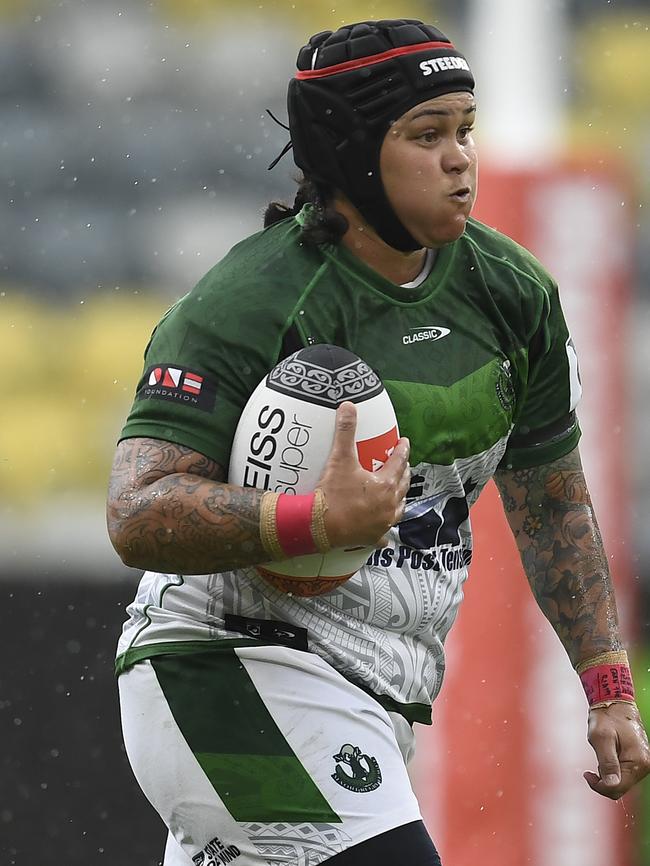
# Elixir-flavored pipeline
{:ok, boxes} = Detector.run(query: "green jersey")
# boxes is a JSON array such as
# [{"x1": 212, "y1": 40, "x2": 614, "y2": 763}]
[{"x1": 116, "y1": 208, "x2": 581, "y2": 723}]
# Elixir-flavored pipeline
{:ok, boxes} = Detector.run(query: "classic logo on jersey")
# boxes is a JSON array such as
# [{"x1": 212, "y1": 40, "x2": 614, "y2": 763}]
[
  {"x1": 192, "y1": 835, "x2": 241, "y2": 866},
  {"x1": 137, "y1": 364, "x2": 216, "y2": 412},
  {"x1": 419, "y1": 56, "x2": 470, "y2": 76},
  {"x1": 332, "y1": 744, "x2": 382, "y2": 792},
  {"x1": 402, "y1": 326, "x2": 450, "y2": 346},
  {"x1": 223, "y1": 613, "x2": 308, "y2": 651},
  {"x1": 356, "y1": 426, "x2": 398, "y2": 471}
]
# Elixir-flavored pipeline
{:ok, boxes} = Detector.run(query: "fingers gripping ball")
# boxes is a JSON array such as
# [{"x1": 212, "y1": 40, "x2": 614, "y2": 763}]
[{"x1": 228, "y1": 345, "x2": 399, "y2": 595}]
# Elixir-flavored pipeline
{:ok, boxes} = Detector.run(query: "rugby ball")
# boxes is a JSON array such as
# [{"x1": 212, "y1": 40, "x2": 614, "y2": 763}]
[{"x1": 228, "y1": 344, "x2": 399, "y2": 595}]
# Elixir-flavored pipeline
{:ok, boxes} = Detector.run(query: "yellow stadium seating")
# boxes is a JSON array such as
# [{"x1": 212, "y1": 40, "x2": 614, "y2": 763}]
[{"x1": 0, "y1": 295, "x2": 166, "y2": 506}]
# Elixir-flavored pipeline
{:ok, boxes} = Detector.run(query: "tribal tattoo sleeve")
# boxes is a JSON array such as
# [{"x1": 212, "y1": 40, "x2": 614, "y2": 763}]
[
  {"x1": 493, "y1": 446, "x2": 623, "y2": 667},
  {"x1": 107, "y1": 437, "x2": 268, "y2": 574}
]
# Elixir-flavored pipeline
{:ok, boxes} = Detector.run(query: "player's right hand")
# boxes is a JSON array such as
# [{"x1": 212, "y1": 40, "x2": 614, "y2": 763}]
[{"x1": 316, "y1": 401, "x2": 410, "y2": 549}]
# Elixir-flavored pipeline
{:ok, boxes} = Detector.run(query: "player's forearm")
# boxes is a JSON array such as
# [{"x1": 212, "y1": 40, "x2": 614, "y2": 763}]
[
  {"x1": 494, "y1": 448, "x2": 623, "y2": 667},
  {"x1": 107, "y1": 437, "x2": 269, "y2": 574},
  {"x1": 108, "y1": 473, "x2": 268, "y2": 573}
]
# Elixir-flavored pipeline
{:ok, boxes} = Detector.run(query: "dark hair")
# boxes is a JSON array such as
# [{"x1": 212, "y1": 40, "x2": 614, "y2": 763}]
[{"x1": 264, "y1": 175, "x2": 348, "y2": 246}]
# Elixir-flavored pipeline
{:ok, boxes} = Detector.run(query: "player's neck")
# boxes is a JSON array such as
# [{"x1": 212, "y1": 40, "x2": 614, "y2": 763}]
[{"x1": 333, "y1": 196, "x2": 427, "y2": 286}]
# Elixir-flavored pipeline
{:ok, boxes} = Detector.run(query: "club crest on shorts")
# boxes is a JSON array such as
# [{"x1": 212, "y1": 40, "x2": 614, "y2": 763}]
[{"x1": 331, "y1": 744, "x2": 382, "y2": 792}]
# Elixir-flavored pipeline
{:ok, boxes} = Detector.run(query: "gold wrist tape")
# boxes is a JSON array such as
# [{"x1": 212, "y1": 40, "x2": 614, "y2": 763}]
[
  {"x1": 311, "y1": 488, "x2": 331, "y2": 554},
  {"x1": 575, "y1": 650, "x2": 629, "y2": 676},
  {"x1": 259, "y1": 491, "x2": 285, "y2": 561},
  {"x1": 589, "y1": 699, "x2": 637, "y2": 711}
]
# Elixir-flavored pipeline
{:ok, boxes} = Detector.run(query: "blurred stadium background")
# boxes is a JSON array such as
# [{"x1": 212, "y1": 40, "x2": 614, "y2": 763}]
[{"x1": 2, "y1": 0, "x2": 650, "y2": 863}]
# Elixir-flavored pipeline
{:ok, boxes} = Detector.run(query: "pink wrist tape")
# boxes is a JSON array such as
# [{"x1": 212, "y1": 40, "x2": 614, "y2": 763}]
[
  {"x1": 275, "y1": 493, "x2": 317, "y2": 557},
  {"x1": 579, "y1": 664, "x2": 635, "y2": 706}
]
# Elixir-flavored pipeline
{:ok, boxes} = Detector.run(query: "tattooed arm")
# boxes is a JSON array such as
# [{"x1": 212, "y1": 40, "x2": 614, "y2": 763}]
[
  {"x1": 107, "y1": 407, "x2": 410, "y2": 574},
  {"x1": 493, "y1": 446, "x2": 619, "y2": 666},
  {"x1": 494, "y1": 445, "x2": 650, "y2": 799},
  {"x1": 106, "y1": 437, "x2": 268, "y2": 574}
]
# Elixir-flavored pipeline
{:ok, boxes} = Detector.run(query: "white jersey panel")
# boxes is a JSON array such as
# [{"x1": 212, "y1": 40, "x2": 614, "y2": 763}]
[{"x1": 117, "y1": 435, "x2": 509, "y2": 716}]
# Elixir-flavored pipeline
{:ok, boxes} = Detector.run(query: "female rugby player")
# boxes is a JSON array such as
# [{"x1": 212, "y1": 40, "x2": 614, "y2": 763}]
[{"x1": 108, "y1": 19, "x2": 650, "y2": 866}]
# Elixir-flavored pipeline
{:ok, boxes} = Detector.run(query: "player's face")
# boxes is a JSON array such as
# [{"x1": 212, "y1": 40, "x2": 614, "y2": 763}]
[{"x1": 379, "y1": 92, "x2": 477, "y2": 247}]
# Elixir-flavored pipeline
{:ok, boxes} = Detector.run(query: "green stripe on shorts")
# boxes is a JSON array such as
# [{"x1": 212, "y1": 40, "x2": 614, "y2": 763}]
[{"x1": 151, "y1": 650, "x2": 341, "y2": 824}]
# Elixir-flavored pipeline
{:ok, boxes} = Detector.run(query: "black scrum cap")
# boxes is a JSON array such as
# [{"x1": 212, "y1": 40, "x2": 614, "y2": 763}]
[{"x1": 287, "y1": 20, "x2": 474, "y2": 251}]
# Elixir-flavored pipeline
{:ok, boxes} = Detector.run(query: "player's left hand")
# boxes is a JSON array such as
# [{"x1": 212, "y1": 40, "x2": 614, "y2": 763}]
[{"x1": 584, "y1": 701, "x2": 650, "y2": 799}]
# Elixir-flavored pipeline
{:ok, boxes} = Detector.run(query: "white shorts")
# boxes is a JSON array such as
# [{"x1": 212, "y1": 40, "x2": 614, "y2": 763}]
[{"x1": 118, "y1": 643, "x2": 422, "y2": 866}]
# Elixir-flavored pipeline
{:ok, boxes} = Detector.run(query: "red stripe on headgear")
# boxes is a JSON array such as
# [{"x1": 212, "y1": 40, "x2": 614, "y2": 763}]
[{"x1": 295, "y1": 41, "x2": 456, "y2": 80}]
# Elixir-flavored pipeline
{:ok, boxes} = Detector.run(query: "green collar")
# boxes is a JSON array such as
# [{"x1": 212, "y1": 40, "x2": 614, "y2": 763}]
[{"x1": 295, "y1": 203, "x2": 456, "y2": 304}]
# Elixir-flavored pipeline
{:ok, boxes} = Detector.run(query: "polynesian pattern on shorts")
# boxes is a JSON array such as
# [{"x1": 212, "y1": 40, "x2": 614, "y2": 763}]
[{"x1": 242, "y1": 821, "x2": 352, "y2": 866}]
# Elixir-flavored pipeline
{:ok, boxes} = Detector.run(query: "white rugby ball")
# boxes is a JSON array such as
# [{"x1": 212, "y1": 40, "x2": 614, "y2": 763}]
[{"x1": 228, "y1": 344, "x2": 399, "y2": 593}]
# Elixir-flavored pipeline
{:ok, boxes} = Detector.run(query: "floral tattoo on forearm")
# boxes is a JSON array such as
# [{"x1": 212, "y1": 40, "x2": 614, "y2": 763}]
[{"x1": 494, "y1": 448, "x2": 622, "y2": 666}]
